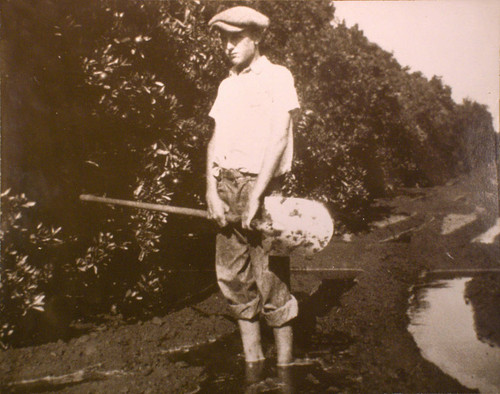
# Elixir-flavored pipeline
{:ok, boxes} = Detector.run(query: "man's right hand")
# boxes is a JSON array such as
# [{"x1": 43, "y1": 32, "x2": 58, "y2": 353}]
[{"x1": 206, "y1": 191, "x2": 229, "y2": 227}]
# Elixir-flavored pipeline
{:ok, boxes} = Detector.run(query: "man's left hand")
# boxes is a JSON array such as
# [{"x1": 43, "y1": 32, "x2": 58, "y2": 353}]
[{"x1": 242, "y1": 195, "x2": 260, "y2": 230}]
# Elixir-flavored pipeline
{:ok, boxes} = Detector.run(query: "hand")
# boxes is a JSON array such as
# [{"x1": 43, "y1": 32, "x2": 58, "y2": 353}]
[
  {"x1": 206, "y1": 191, "x2": 229, "y2": 227},
  {"x1": 242, "y1": 195, "x2": 260, "y2": 230}
]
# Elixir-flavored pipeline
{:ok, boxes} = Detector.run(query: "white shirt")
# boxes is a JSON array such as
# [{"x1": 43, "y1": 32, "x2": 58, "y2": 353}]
[{"x1": 209, "y1": 56, "x2": 300, "y2": 176}]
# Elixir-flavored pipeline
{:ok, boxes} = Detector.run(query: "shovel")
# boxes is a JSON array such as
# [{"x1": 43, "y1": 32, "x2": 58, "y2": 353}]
[{"x1": 79, "y1": 194, "x2": 334, "y2": 256}]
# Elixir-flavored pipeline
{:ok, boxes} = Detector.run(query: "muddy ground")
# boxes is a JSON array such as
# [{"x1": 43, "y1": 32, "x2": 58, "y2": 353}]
[{"x1": 1, "y1": 164, "x2": 499, "y2": 393}]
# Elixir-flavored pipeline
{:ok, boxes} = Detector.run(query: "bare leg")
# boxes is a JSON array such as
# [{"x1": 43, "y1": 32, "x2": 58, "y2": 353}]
[
  {"x1": 238, "y1": 319, "x2": 265, "y2": 363},
  {"x1": 274, "y1": 324, "x2": 293, "y2": 366}
]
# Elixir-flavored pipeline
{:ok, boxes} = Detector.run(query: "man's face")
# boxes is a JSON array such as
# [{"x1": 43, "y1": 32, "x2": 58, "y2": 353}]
[{"x1": 221, "y1": 30, "x2": 258, "y2": 71}]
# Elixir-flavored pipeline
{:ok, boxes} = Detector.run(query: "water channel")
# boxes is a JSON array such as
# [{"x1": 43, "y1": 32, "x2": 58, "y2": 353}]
[{"x1": 408, "y1": 274, "x2": 500, "y2": 393}]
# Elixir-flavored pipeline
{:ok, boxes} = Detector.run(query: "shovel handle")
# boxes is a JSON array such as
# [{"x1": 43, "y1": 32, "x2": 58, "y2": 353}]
[
  {"x1": 80, "y1": 194, "x2": 244, "y2": 224},
  {"x1": 80, "y1": 194, "x2": 208, "y2": 219}
]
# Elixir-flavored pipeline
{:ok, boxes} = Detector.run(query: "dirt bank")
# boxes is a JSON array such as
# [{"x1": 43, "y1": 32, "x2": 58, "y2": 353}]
[
  {"x1": 465, "y1": 274, "x2": 500, "y2": 347},
  {"x1": 1, "y1": 164, "x2": 499, "y2": 393}
]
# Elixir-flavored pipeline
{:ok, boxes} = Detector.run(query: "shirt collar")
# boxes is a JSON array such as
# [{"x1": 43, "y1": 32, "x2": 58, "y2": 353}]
[{"x1": 229, "y1": 56, "x2": 269, "y2": 77}]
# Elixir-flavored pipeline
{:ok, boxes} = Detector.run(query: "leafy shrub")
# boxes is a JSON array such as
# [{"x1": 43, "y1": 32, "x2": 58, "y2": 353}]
[{"x1": 0, "y1": 190, "x2": 63, "y2": 347}]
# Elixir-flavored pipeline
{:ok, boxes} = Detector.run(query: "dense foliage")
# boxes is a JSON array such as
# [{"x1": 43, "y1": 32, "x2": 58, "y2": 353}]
[{"x1": 1, "y1": 0, "x2": 496, "y2": 346}]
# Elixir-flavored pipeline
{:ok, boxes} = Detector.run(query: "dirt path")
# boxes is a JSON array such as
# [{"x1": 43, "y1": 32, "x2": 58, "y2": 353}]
[{"x1": 1, "y1": 165, "x2": 499, "y2": 393}]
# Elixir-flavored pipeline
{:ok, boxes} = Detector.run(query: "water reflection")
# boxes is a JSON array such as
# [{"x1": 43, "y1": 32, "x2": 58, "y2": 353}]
[
  {"x1": 169, "y1": 329, "x2": 350, "y2": 393},
  {"x1": 408, "y1": 276, "x2": 500, "y2": 393}
]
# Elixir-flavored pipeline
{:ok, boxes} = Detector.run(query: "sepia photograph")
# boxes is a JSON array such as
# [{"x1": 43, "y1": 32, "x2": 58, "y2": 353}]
[{"x1": 1, "y1": 0, "x2": 499, "y2": 392}]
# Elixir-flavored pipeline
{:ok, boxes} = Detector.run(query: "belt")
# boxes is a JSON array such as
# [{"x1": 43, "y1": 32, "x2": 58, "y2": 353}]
[{"x1": 218, "y1": 168, "x2": 257, "y2": 181}]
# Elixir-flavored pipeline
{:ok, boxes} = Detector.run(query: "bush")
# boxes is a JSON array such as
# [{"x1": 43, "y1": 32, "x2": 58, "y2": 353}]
[{"x1": 0, "y1": 190, "x2": 61, "y2": 347}]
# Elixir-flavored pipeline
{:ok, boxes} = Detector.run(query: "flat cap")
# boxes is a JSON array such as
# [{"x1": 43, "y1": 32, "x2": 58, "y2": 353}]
[{"x1": 208, "y1": 6, "x2": 269, "y2": 33}]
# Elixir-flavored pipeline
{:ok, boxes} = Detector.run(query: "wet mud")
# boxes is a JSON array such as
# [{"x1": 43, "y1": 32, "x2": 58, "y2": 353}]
[
  {"x1": 465, "y1": 274, "x2": 500, "y2": 347},
  {"x1": 169, "y1": 334, "x2": 351, "y2": 393},
  {"x1": 168, "y1": 279, "x2": 356, "y2": 393},
  {"x1": 1, "y1": 164, "x2": 498, "y2": 393}
]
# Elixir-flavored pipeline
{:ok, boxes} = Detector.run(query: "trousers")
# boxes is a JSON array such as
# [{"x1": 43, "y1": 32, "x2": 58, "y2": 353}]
[{"x1": 215, "y1": 168, "x2": 298, "y2": 327}]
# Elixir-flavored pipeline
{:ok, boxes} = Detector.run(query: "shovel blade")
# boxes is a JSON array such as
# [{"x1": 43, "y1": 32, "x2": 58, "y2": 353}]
[{"x1": 257, "y1": 196, "x2": 334, "y2": 256}]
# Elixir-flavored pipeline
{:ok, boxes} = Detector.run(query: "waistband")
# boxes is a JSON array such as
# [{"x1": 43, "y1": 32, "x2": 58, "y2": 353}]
[
  {"x1": 217, "y1": 168, "x2": 257, "y2": 181},
  {"x1": 215, "y1": 168, "x2": 285, "y2": 196}
]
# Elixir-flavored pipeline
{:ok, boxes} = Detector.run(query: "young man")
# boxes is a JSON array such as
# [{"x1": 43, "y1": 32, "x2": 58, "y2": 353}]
[{"x1": 206, "y1": 6, "x2": 300, "y2": 366}]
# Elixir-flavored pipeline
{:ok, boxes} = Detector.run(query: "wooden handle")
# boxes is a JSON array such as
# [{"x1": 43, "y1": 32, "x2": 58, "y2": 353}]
[{"x1": 80, "y1": 194, "x2": 209, "y2": 219}]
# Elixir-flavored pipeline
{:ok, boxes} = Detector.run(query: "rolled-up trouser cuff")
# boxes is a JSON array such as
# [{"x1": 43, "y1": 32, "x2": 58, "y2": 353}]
[
  {"x1": 262, "y1": 294, "x2": 298, "y2": 327},
  {"x1": 215, "y1": 169, "x2": 297, "y2": 327},
  {"x1": 227, "y1": 294, "x2": 262, "y2": 321}
]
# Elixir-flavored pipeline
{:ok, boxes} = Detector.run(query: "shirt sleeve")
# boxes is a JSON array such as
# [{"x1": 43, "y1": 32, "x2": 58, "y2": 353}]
[
  {"x1": 271, "y1": 67, "x2": 300, "y2": 113},
  {"x1": 209, "y1": 80, "x2": 226, "y2": 121}
]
